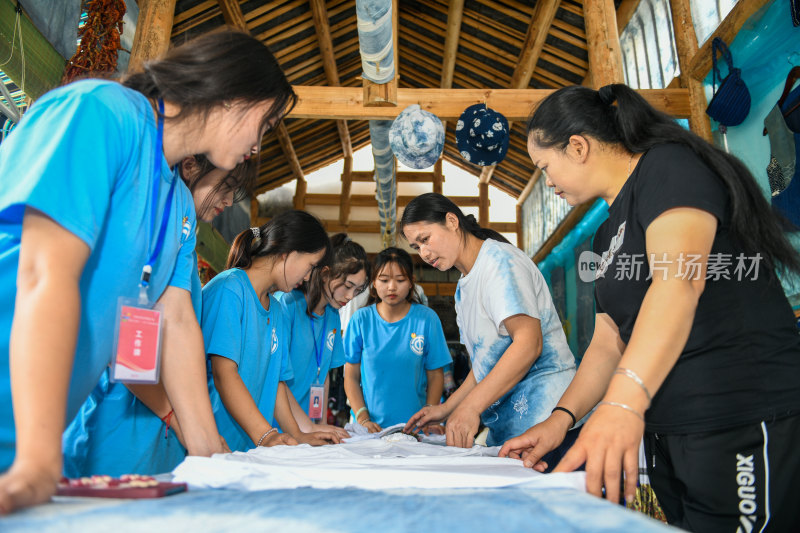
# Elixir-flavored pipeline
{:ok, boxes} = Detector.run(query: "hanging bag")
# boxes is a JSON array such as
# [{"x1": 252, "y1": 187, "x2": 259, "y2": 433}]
[{"x1": 706, "y1": 37, "x2": 751, "y2": 143}]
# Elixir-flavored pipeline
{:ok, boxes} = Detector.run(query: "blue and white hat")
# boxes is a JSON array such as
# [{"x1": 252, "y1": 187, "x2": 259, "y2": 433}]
[
  {"x1": 455, "y1": 104, "x2": 509, "y2": 166},
  {"x1": 389, "y1": 104, "x2": 445, "y2": 169}
]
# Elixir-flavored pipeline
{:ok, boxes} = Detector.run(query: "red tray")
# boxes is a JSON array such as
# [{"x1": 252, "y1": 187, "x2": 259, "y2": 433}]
[{"x1": 57, "y1": 477, "x2": 187, "y2": 499}]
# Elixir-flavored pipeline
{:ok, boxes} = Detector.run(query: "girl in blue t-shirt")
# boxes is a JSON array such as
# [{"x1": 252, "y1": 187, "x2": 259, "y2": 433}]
[
  {"x1": 204, "y1": 211, "x2": 342, "y2": 451},
  {"x1": 0, "y1": 30, "x2": 295, "y2": 512},
  {"x1": 344, "y1": 248, "x2": 451, "y2": 432},
  {"x1": 62, "y1": 155, "x2": 253, "y2": 477},
  {"x1": 277, "y1": 233, "x2": 370, "y2": 437}
]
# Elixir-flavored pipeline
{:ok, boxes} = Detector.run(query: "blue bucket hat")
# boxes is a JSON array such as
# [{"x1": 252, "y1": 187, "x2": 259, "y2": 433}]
[
  {"x1": 456, "y1": 104, "x2": 509, "y2": 166},
  {"x1": 389, "y1": 104, "x2": 445, "y2": 169}
]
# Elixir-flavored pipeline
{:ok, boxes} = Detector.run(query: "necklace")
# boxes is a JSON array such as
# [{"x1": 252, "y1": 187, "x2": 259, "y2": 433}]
[{"x1": 627, "y1": 152, "x2": 635, "y2": 176}]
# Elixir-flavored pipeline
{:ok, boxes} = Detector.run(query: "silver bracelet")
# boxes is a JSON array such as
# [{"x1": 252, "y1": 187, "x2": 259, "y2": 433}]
[
  {"x1": 614, "y1": 368, "x2": 652, "y2": 404},
  {"x1": 256, "y1": 427, "x2": 278, "y2": 446},
  {"x1": 597, "y1": 401, "x2": 645, "y2": 422}
]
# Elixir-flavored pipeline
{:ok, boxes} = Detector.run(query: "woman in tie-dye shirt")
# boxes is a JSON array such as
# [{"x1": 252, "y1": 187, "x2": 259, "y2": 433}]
[{"x1": 401, "y1": 193, "x2": 578, "y2": 459}]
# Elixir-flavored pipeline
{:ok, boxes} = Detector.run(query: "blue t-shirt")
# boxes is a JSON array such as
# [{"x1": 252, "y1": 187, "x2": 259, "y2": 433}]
[
  {"x1": 344, "y1": 303, "x2": 451, "y2": 427},
  {"x1": 0, "y1": 80, "x2": 196, "y2": 470},
  {"x1": 62, "y1": 255, "x2": 203, "y2": 477},
  {"x1": 276, "y1": 290, "x2": 344, "y2": 417},
  {"x1": 203, "y1": 268, "x2": 292, "y2": 452}
]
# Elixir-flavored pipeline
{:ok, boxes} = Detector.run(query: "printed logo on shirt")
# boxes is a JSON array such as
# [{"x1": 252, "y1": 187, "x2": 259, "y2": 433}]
[
  {"x1": 326, "y1": 329, "x2": 335, "y2": 351},
  {"x1": 410, "y1": 333, "x2": 424, "y2": 356},
  {"x1": 271, "y1": 327, "x2": 279, "y2": 355},
  {"x1": 180, "y1": 216, "x2": 191, "y2": 242},
  {"x1": 595, "y1": 221, "x2": 626, "y2": 280}
]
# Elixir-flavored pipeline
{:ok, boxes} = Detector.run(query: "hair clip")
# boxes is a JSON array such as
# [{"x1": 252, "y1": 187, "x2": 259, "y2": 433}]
[{"x1": 251, "y1": 227, "x2": 260, "y2": 240}]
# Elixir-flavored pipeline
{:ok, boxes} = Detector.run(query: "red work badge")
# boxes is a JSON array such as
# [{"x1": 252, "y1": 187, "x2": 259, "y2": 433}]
[
  {"x1": 308, "y1": 384, "x2": 324, "y2": 421},
  {"x1": 111, "y1": 298, "x2": 164, "y2": 384}
]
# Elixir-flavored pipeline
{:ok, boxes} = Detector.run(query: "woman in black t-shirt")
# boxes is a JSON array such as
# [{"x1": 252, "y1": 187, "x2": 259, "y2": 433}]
[{"x1": 500, "y1": 84, "x2": 800, "y2": 532}]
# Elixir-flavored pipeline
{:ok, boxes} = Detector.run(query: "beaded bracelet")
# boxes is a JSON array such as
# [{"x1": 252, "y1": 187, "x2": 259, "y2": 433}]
[
  {"x1": 256, "y1": 427, "x2": 278, "y2": 446},
  {"x1": 354, "y1": 406, "x2": 368, "y2": 423},
  {"x1": 614, "y1": 367, "x2": 652, "y2": 405},
  {"x1": 597, "y1": 401, "x2": 645, "y2": 422}
]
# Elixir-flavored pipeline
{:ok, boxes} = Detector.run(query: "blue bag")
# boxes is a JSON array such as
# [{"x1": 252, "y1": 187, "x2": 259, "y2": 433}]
[{"x1": 706, "y1": 37, "x2": 751, "y2": 133}]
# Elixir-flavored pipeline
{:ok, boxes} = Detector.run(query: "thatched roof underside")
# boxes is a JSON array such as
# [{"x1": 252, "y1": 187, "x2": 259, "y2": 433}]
[{"x1": 172, "y1": 0, "x2": 614, "y2": 198}]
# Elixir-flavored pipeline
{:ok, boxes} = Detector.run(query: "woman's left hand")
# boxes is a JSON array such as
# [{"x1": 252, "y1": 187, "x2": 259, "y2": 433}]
[
  {"x1": 553, "y1": 403, "x2": 643, "y2": 503},
  {"x1": 445, "y1": 404, "x2": 481, "y2": 448},
  {"x1": 296, "y1": 430, "x2": 342, "y2": 446},
  {"x1": 314, "y1": 423, "x2": 350, "y2": 439}
]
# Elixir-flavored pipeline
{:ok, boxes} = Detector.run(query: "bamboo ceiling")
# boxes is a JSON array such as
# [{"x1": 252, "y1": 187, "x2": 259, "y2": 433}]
[{"x1": 171, "y1": 0, "x2": 618, "y2": 198}]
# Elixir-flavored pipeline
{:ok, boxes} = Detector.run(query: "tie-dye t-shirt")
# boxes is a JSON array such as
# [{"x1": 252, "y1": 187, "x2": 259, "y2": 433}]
[{"x1": 455, "y1": 239, "x2": 576, "y2": 445}]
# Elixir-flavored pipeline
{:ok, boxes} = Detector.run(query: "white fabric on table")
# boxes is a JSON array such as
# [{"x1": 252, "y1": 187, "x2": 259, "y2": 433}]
[{"x1": 171, "y1": 439, "x2": 585, "y2": 492}]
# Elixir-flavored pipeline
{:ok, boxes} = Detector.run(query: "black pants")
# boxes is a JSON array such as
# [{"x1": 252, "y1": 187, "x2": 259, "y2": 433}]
[{"x1": 644, "y1": 412, "x2": 800, "y2": 532}]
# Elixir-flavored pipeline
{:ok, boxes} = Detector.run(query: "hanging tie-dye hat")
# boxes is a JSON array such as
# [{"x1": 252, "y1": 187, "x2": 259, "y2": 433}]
[
  {"x1": 455, "y1": 104, "x2": 509, "y2": 166},
  {"x1": 389, "y1": 104, "x2": 445, "y2": 169}
]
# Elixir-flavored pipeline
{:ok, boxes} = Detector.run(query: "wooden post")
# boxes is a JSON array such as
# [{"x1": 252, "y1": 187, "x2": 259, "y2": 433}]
[
  {"x1": 516, "y1": 204, "x2": 523, "y2": 249},
  {"x1": 294, "y1": 177, "x2": 307, "y2": 210},
  {"x1": 670, "y1": 0, "x2": 712, "y2": 141},
  {"x1": 433, "y1": 159, "x2": 443, "y2": 195},
  {"x1": 510, "y1": 0, "x2": 561, "y2": 90},
  {"x1": 583, "y1": 0, "x2": 624, "y2": 87},
  {"x1": 250, "y1": 196, "x2": 259, "y2": 227},
  {"x1": 128, "y1": 0, "x2": 177, "y2": 73},
  {"x1": 340, "y1": 156, "x2": 353, "y2": 225},
  {"x1": 479, "y1": 182, "x2": 489, "y2": 227}
]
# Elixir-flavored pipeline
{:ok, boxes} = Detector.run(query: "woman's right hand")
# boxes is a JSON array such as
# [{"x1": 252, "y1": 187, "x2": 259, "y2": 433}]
[
  {"x1": 260, "y1": 432, "x2": 297, "y2": 447},
  {"x1": 361, "y1": 420, "x2": 382, "y2": 433},
  {"x1": 403, "y1": 403, "x2": 450, "y2": 434},
  {"x1": 0, "y1": 460, "x2": 62, "y2": 515},
  {"x1": 498, "y1": 413, "x2": 571, "y2": 472}
]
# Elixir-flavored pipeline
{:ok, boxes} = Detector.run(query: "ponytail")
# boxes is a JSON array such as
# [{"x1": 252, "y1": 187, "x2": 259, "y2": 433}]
[
  {"x1": 527, "y1": 84, "x2": 800, "y2": 275},
  {"x1": 399, "y1": 192, "x2": 510, "y2": 244},
  {"x1": 226, "y1": 210, "x2": 331, "y2": 270}
]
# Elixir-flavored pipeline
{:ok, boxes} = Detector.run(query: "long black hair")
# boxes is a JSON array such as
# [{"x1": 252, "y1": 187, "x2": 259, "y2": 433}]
[
  {"x1": 368, "y1": 247, "x2": 419, "y2": 304},
  {"x1": 122, "y1": 29, "x2": 296, "y2": 138},
  {"x1": 226, "y1": 210, "x2": 331, "y2": 271},
  {"x1": 180, "y1": 154, "x2": 257, "y2": 217},
  {"x1": 304, "y1": 233, "x2": 370, "y2": 315},
  {"x1": 527, "y1": 84, "x2": 800, "y2": 274},
  {"x1": 400, "y1": 193, "x2": 510, "y2": 245}
]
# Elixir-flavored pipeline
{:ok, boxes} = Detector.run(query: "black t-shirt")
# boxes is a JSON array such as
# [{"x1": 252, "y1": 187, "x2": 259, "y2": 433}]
[{"x1": 593, "y1": 143, "x2": 800, "y2": 434}]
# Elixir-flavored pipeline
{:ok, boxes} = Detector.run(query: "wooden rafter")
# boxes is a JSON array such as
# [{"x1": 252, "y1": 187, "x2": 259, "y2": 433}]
[
  {"x1": 129, "y1": 0, "x2": 177, "y2": 73},
  {"x1": 308, "y1": 193, "x2": 481, "y2": 207},
  {"x1": 441, "y1": 0, "x2": 466, "y2": 90},
  {"x1": 615, "y1": 0, "x2": 641, "y2": 32},
  {"x1": 214, "y1": 0, "x2": 305, "y2": 199},
  {"x1": 310, "y1": 0, "x2": 354, "y2": 159}
]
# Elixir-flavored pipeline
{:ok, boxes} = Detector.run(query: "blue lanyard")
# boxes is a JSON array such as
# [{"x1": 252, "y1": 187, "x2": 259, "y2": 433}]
[
  {"x1": 309, "y1": 311, "x2": 329, "y2": 381},
  {"x1": 139, "y1": 99, "x2": 177, "y2": 301}
]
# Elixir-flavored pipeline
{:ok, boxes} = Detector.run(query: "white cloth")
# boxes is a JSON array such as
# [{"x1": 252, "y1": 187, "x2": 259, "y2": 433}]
[
  {"x1": 342, "y1": 422, "x2": 447, "y2": 445},
  {"x1": 171, "y1": 439, "x2": 586, "y2": 492}
]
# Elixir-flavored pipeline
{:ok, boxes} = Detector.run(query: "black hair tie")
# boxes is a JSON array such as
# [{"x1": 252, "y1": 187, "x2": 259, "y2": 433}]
[{"x1": 598, "y1": 85, "x2": 617, "y2": 106}]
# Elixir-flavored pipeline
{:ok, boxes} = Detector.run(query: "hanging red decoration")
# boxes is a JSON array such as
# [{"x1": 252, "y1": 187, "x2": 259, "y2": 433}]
[{"x1": 62, "y1": 0, "x2": 127, "y2": 84}]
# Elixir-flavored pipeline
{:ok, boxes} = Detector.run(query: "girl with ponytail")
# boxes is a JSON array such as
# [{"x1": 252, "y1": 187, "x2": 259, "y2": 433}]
[
  {"x1": 501, "y1": 84, "x2": 800, "y2": 531},
  {"x1": 400, "y1": 193, "x2": 578, "y2": 457},
  {"x1": 275, "y1": 233, "x2": 370, "y2": 437},
  {"x1": 202, "y1": 210, "x2": 342, "y2": 452},
  {"x1": 0, "y1": 29, "x2": 294, "y2": 512}
]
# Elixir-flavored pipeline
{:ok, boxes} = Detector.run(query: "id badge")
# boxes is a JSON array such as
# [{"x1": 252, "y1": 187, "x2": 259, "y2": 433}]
[
  {"x1": 110, "y1": 297, "x2": 164, "y2": 384},
  {"x1": 308, "y1": 384, "x2": 324, "y2": 420}
]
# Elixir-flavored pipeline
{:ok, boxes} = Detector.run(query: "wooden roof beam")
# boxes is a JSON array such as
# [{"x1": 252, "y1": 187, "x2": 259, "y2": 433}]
[
  {"x1": 288, "y1": 87, "x2": 691, "y2": 120},
  {"x1": 217, "y1": 0, "x2": 248, "y2": 30},
  {"x1": 310, "y1": 0, "x2": 353, "y2": 159},
  {"x1": 615, "y1": 0, "x2": 641, "y2": 32},
  {"x1": 511, "y1": 0, "x2": 561, "y2": 90}
]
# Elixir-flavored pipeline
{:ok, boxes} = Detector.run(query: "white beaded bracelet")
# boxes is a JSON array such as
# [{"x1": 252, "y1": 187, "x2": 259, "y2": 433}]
[{"x1": 256, "y1": 427, "x2": 278, "y2": 446}]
